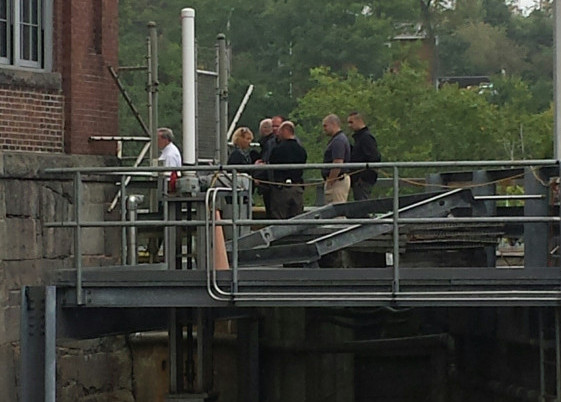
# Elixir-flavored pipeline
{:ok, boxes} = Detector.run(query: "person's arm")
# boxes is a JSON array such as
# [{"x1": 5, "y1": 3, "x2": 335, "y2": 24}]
[
  {"x1": 326, "y1": 158, "x2": 344, "y2": 187},
  {"x1": 326, "y1": 139, "x2": 346, "y2": 187}
]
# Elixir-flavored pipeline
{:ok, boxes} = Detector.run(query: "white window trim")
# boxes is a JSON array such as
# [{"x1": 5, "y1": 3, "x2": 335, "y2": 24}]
[{"x1": 0, "y1": 0, "x2": 52, "y2": 71}]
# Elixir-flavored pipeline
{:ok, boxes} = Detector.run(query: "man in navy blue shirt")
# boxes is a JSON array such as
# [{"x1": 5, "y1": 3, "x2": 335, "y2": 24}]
[{"x1": 322, "y1": 114, "x2": 351, "y2": 204}]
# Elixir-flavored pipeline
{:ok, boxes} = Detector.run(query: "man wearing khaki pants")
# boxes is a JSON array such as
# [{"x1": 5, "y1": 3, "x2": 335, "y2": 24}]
[{"x1": 321, "y1": 114, "x2": 351, "y2": 204}]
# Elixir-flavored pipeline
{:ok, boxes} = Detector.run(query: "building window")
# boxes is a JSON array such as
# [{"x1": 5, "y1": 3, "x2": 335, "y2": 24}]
[{"x1": 0, "y1": 0, "x2": 52, "y2": 70}]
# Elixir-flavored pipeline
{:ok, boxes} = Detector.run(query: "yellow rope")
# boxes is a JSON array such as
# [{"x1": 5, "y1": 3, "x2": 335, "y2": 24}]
[
  {"x1": 219, "y1": 165, "x2": 551, "y2": 190},
  {"x1": 378, "y1": 165, "x2": 550, "y2": 190}
]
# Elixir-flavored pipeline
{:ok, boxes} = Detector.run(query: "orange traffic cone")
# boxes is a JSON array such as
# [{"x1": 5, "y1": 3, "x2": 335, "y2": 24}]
[{"x1": 213, "y1": 210, "x2": 230, "y2": 270}]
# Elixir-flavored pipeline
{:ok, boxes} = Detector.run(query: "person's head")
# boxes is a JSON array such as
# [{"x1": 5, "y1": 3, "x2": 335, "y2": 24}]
[
  {"x1": 347, "y1": 111, "x2": 366, "y2": 132},
  {"x1": 232, "y1": 127, "x2": 254, "y2": 150},
  {"x1": 278, "y1": 121, "x2": 295, "y2": 141},
  {"x1": 259, "y1": 118, "x2": 273, "y2": 136},
  {"x1": 322, "y1": 114, "x2": 341, "y2": 137},
  {"x1": 157, "y1": 127, "x2": 174, "y2": 149},
  {"x1": 272, "y1": 115, "x2": 284, "y2": 136}
]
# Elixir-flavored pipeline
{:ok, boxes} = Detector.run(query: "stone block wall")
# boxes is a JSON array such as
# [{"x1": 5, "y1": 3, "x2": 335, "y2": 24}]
[{"x1": 0, "y1": 152, "x2": 130, "y2": 401}]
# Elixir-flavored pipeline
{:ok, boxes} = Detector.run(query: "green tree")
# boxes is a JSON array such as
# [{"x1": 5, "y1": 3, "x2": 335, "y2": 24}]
[{"x1": 292, "y1": 64, "x2": 552, "y2": 168}]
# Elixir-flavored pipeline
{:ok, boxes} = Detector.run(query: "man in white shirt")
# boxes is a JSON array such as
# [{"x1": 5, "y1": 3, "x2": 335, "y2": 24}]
[{"x1": 157, "y1": 127, "x2": 182, "y2": 167}]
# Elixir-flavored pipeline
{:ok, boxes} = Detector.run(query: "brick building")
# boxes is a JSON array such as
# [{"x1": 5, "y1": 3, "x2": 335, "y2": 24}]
[
  {"x1": 0, "y1": 0, "x2": 119, "y2": 155},
  {"x1": 1, "y1": 1, "x2": 126, "y2": 401}
]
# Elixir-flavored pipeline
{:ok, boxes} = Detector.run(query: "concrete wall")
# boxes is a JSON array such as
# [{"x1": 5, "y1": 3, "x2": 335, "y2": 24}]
[{"x1": 0, "y1": 152, "x2": 131, "y2": 401}]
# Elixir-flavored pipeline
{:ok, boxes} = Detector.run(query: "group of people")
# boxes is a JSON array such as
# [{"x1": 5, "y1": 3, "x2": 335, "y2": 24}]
[
  {"x1": 229, "y1": 116, "x2": 307, "y2": 219},
  {"x1": 155, "y1": 112, "x2": 380, "y2": 218},
  {"x1": 227, "y1": 112, "x2": 380, "y2": 219}
]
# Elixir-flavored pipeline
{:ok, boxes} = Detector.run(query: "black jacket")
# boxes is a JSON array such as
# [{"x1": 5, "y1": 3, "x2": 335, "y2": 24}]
[{"x1": 351, "y1": 126, "x2": 380, "y2": 184}]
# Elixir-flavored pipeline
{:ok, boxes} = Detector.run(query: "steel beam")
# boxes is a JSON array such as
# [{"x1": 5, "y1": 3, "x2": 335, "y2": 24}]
[
  {"x1": 524, "y1": 167, "x2": 549, "y2": 268},
  {"x1": 20, "y1": 286, "x2": 56, "y2": 402},
  {"x1": 236, "y1": 189, "x2": 472, "y2": 266},
  {"x1": 237, "y1": 316, "x2": 260, "y2": 402}
]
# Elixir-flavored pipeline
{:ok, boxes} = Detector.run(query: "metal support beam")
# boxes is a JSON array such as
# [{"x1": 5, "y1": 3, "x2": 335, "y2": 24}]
[
  {"x1": 20, "y1": 286, "x2": 56, "y2": 402},
  {"x1": 196, "y1": 309, "x2": 214, "y2": 393},
  {"x1": 237, "y1": 316, "x2": 260, "y2": 402},
  {"x1": 524, "y1": 167, "x2": 549, "y2": 268},
  {"x1": 472, "y1": 170, "x2": 497, "y2": 267},
  {"x1": 236, "y1": 189, "x2": 472, "y2": 266},
  {"x1": 169, "y1": 308, "x2": 184, "y2": 394},
  {"x1": 148, "y1": 21, "x2": 159, "y2": 168},
  {"x1": 217, "y1": 34, "x2": 228, "y2": 164}
]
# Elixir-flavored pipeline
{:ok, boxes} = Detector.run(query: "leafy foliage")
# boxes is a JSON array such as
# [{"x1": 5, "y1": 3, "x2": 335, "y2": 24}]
[
  {"x1": 293, "y1": 65, "x2": 552, "y2": 169},
  {"x1": 118, "y1": 0, "x2": 555, "y2": 164}
]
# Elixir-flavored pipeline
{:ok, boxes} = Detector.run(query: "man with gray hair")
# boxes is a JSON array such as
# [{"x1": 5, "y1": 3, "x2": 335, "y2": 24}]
[
  {"x1": 157, "y1": 127, "x2": 182, "y2": 167},
  {"x1": 255, "y1": 118, "x2": 277, "y2": 218}
]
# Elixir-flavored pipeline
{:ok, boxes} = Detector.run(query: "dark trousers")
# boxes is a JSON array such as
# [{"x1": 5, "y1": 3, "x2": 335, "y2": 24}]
[
  {"x1": 260, "y1": 186, "x2": 273, "y2": 219},
  {"x1": 352, "y1": 178, "x2": 374, "y2": 201},
  {"x1": 270, "y1": 186, "x2": 304, "y2": 219}
]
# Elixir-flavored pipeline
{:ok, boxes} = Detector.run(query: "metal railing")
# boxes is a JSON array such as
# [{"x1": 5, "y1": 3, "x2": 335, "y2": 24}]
[{"x1": 44, "y1": 159, "x2": 561, "y2": 305}]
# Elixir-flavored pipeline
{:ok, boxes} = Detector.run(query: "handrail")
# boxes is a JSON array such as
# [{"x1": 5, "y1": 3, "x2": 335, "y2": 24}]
[
  {"x1": 44, "y1": 159, "x2": 559, "y2": 174},
  {"x1": 46, "y1": 159, "x2": 561, "y2": 305}
]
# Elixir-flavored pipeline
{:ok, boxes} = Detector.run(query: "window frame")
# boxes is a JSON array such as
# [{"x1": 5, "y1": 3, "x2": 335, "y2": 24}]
[{"x1": 0, "y1": 0, "x2": 52, "y2": 71}]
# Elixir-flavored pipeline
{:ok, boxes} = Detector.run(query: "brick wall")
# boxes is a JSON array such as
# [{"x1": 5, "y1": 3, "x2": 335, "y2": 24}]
[
  {"x1": 0, "y1": 0, "x2": 119, "y2": 156},
  {"x1": 61, "y1": 0, "x2": 119, "y2": 155},
  {"x1": 0, "y1": 86, "x2": 64, "y2": 153}
]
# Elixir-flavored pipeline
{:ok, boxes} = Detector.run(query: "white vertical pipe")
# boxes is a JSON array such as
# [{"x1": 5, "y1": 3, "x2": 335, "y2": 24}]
[{"x1": 182, "y1": 8, "x2": 196, "y2": 165}]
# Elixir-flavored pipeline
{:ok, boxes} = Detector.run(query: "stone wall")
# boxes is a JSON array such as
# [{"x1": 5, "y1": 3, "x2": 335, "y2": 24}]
[{"x1": 0, "y1": 152, "x2": 131, "y2": 401}]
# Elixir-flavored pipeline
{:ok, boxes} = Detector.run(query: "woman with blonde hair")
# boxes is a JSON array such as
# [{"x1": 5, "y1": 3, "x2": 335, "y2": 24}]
[{"x1": 228, "y1": 127, "x2": 256, "y2": 165}]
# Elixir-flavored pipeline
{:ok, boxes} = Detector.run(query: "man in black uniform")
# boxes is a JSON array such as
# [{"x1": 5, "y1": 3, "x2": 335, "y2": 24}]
[
  {"x1": 347, "y1": 112, "x2": 380, "y2": 200},
  {"x1": 255, "y1": 118, "x2": 276, "y2": 218},
  {"x1": 269, "y1": 121, "x2": 308, "y2": 219}
]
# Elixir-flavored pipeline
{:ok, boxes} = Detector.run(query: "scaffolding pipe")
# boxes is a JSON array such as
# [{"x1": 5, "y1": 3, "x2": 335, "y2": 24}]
[
  {"x1": 217, "y1": 34, "x2": 228, "y2": 164},
  {"x1": 73, "y1": 172, "x2": 83, "y2": 305},
  {"x1": 148, "y1": 21, "x2": 159, "y2": 168},
  {"x1": 227, "y1": 85, "x2": 254, "y2": 141},
  {"x1": 554, "y1": 307, "x2": 561, "y2": 402},
  {"x1": 126, "y1": 195, "x2": 144, "y2": 265},
  {"x1": 182, "y1": 8, "x2": 196, "y2": 165}
]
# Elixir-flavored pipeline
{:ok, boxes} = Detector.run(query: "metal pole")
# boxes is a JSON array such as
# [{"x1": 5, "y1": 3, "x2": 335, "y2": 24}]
[
  {"x1": 148, "y1": 21, "x2": 159, "y2": 166},
  {"x1": 127, "y1": 195, "x2": 143, "y2": 266},
  {"x1": 555, "y1": 0, "x2": 561, "y2": 159},
  {"x1": 539, "y1": 309, "x2": 546, "y2": 402},
  {"x1": 107, "y1": 66, "x2": 151, "y2": 137},
  {"x1": 74, "y1": 172, "x2": 83, "y2": 305},
  {"x1": 182, "y1": 8, "x2": 197, "y2": 165},
  {"x1": 45, "y1": 286, "x2": 56, "y2": 402},
  {"x1": 217, "y1": 33, "x2": 229, "y2": 164},
  {"x1": 146, "y1": 34, "x2": 153, "y2": 155},
  {"x1": 392, "y1": 166, "x2": 400, "y2": 293},
  {"x1": 148, "y1": 22, "x2": 160, "y2": 219},
  {"x1": 120, "y1": 175, "x2": 127, "y2": 264},
  {"x1": 554, "y1": 307, "x2": 561, "y2": 402},
  {"x1": 232, "y1": 169, "x2": 239, "y2": 293},
  {"x1": 226, "y1": 84, "x2": 254, "y2": 141}
]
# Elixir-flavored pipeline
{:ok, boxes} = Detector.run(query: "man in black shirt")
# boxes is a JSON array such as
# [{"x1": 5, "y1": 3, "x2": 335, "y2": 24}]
[
  {"x1": 348, "y1": 112, "x2": 380, "y2": 200},
  {"x1": 269, "y1": 121, "x2": 307, "y2": 219},
  {"x1": 255, "y1": 118, "x2": 276, "y2": 217}
]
